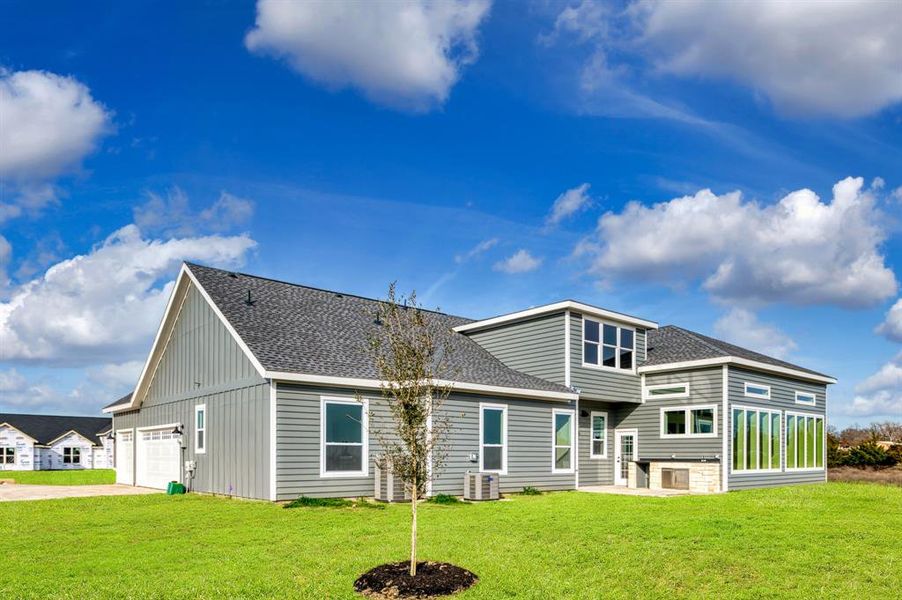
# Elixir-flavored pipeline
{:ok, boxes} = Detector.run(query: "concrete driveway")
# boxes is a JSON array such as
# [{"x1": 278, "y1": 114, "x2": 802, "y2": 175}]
[{"x1": 0, "y1": 483, "x2": 161, "y2": 502}]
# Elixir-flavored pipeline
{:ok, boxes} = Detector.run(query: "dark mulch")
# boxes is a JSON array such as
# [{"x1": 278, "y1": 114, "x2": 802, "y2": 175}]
[{"x1": 355, "y1": 561, "x2": 477, "y2": 599}]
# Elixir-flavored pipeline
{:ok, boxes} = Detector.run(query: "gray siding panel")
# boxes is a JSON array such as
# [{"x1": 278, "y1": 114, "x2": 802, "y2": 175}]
[
  {"x1": 616, "y1": 368, "x2": 724, "y2": 459},
  {"x1": 467, "y1": 313, "x2": 566, "y2": 385},
  {"x1": 727, "y1": 367, "x2": 827, "y2": 490},
  {"x1": 275, "y1": 383, "x2": 577, "y2": 500},
  {"x1": 578, "y1": 399, "x2": 617, "y2": 485},
  {"x1": 570, "y1": 313, "x2": 643, "y2": 403},
  {"x1": 113, "y1": 381, "x2": 271, "y2": 500}
]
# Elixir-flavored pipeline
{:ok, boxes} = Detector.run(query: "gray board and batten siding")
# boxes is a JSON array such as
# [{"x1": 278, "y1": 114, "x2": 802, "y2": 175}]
[
  {"x1": 113, "y1": 282, "x2": 272, "y2": 500},
  {"x1": 727, "y1": 366, "x2": 827, "y2": 490},
  {"x1": 274, "y1": 382, "x2": 576, "y2": 500}
]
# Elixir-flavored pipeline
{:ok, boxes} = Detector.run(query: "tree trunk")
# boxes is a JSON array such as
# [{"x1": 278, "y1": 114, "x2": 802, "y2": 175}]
[{"x1": 410, "y1": 473, "x2": 418, "y2": 577}]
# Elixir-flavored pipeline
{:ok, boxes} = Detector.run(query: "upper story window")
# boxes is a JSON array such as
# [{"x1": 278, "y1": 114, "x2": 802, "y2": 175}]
[
  {"x1": 794, "y1": 391, "x2": 816, "y2": 406},
  {"x1": 583, "y1": 318, "x2": 635, "y2": 370},
  {"x1": 643, "y1": 383, "x2": 689, "y2": 400},
  {"x1": 744, "y1": 382, "x2": 771, "y2": 400}
]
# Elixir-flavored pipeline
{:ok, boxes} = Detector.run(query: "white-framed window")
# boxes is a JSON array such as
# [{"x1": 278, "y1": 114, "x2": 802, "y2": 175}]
[
  {"x1": 731, "y1": 405, "x2": 781, "y2": 472},
  {"x1": 643, "y1": 383, "x2": 690, "y2": 400},
  {"x1": 552, "y1": 409, "x2": 575, "y2": 473},
  {"x1": 1, "y1": 446, "x2": 14, "y2": 464},
  {"x1": 63, "y1": 447, "x2": 81, "y2": 464},
  {"x1": 794, "y1": 391, "x2": 816, "y2": 406},
  {"x1": 479, "y1": 403, "x2": 507, "y2": 474},
  {"x1": 660, "y1": 404, "x2": 718, "y2": 438},
  {"x1": 744, "y1": 382, "x2": 771, "y2": 399},
  {"x1": 320, "y1": 397, "x2": 368, "y2": 477},
  {"x1": 195, "y1": 404, "x2": 206, "y2": 454},
  {"x1": 590, "y1": 411, "x2": 608, "y2": 458},
  {"x1": 583, "y1": 317, "x2": 635, "y2": 371},
  {"x1": 786, "y1": 411, "x2": 825, "y2": 471}
]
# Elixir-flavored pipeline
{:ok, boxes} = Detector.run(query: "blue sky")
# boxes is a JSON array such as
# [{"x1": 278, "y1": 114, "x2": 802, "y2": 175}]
[{"x1": 1, "y1": 0, "x2": 901, "y2": 428}]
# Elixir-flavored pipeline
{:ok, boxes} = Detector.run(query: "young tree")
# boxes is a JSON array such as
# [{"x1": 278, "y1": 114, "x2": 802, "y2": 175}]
[{"x1": 367, "y1": 283, "x2": 453, "y2": 577}]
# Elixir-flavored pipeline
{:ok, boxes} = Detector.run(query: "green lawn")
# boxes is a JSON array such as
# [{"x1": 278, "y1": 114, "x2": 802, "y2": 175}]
[
  {"x1": 2, "y1": 469, "x2": 115, "y2": 485},
  {"x1": 1, "y1": 483, "x2": 899, "y2": 599}
]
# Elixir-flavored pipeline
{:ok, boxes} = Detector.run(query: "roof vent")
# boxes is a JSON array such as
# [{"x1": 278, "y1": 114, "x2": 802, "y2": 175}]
[
  {"x1": 228, "y1": 272, "x2": 238, "y2": 279},
  {"x1": 245, "y1": 290, "x2": 255, "y2": 306},
  {"x1": 373, "y1": 309, "x2": 382, "y2": 325},
  {"x1": 335, "y1": 293, "x2": 343, "y2": 298}
]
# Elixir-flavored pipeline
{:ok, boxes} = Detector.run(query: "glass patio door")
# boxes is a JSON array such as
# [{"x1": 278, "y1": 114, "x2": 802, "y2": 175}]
[{"x1": 614, "y1": 429, "x2": 637, "y2": 486}]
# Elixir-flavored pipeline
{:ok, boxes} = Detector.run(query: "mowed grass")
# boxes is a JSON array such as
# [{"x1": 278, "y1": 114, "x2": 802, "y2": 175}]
[
  {"x1": 1, "y1": 483, "x2": 899, "y2": 599},
  {"x1": 2, "y1": 469, "x2": 115, "y2": 485}
]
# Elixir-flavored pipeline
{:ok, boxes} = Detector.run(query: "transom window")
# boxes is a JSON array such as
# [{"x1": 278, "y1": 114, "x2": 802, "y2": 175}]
[
  {"x1": 1, "y1": 447, "x2": 14, "y2": 464},
  {"x1": 480, "y1": 403, "x2": 507, "y2": 473},
  {"x1": 661, "y1": 405, "x2": 717, "y2": 438},
  {"x1": 583, "y1": 318, "x2": 635, "y2": 370},
  {"x1": 794, "y1": 391, "x2": 816, "y2": 406},
  {"x1": 590, "y1": 411, "x2": 608, "y2": 458},
  {"x1": 63, "y1": 447, "x2": 81, "y2": 464},
  {"x1": 552, "y1": 409, "x2": 575, "y2": 473},
  {"x1": 786, "y1": 413, "x2": 824, "y2": 470},
  {"x1": 744, "y1": 382, "x2": 771, "y2": 399},
  {"x1": 643, "y1": 383, "x2": 689, "y2": 400},
  {"x1": 732, "y1": 406, "x2": 781, "y2": 471},
  {"x1": 321, "y1": 398, "x2": 368, "y2": 477},
  {"x1": 195, "y1": 404, "x2": 206, "y2": 454}
]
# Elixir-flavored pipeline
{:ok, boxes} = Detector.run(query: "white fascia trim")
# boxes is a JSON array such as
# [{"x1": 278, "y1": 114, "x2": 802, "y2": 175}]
[
  {"x1": 264, "y1": 371, "x2": 578, "y2": 402},
  {"x1": 452, "y1": 300, "x2": 658, "y2": 334},
  {"x1": 102, "y1": 403, "x2": 131, "y2": 414},
  {"x1": 45, "y1": 429, "x2": 97, "y2": 447},
  {"x1": 637, "y1": 357, "x2": 836, "y2": 385},
  {"x1": 136, "y1": 422, "x2": 181, "y2": 432},
  {"x1": 0, "y1": 422, "x2": 38, "y2": 444}
]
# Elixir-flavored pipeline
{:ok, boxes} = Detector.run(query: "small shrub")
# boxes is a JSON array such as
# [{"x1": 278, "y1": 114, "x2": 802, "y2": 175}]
[
  {"x1": 354, "y1": 497, "x2": 386, "y2": 509},
  {"x1": 520, "y1": 486, "x2": 542, "y2": 496},
  {"x1": 427, "y1": 494, "x2": 463, "y2": 504},
  {"x1": 283, "y1": 496, "x2": 354, "y2": 509},
  {"x1": 846, "y1": 442, "x2": 897, "y2": 468}
]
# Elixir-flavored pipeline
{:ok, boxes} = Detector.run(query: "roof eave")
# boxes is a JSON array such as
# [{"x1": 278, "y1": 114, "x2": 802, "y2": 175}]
[
  {"x1": 453, "y1": 300, "x2": 658, "y2": 334},
  {"x1": 638, "y1": 357, "x2": 836, "y2": 385}
]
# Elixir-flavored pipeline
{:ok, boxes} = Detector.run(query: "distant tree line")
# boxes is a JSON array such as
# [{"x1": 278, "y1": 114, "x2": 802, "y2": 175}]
[{"x1": 827, "y1": 421, "x2": 902, "y2": 468}]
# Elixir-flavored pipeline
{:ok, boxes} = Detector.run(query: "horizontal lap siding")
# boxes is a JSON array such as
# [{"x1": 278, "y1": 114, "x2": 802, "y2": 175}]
[
  {"x1": 727, "y1": 367, "x2": 827, "y2": 490},
  {"x1": 578, "y1": 400, "x2": 617, "y2": 485},
  {"x1": 569, "y1": 313, "x2": 643, "y2": 403},
  {"x1": 275, "y1": 383, "x2": 576, "y2": 500},
  {"x1": 467, "y1": 313, "x2": 566, "y2": 385},
  {"x1": 617, "y1": 368, "x2": 724, "y2": 459}
]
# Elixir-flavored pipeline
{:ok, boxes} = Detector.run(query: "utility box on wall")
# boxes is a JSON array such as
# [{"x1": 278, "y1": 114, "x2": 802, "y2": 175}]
[{"x1": 464, "y1": 471, "x2": 499, "y2": 501}]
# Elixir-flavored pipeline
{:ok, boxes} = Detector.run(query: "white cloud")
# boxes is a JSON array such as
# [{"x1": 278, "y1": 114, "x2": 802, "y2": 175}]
[
  {"x1": 493, "y1": 249, "x2": 542, "y2": 274},
  {"x1": 454, "y1": 237, "x2": 498, "y2": 264},
  {"x1": 245, "y1": 0, "x2": 492, "y2": 111},
  {"x1": 0, "y1": 364, "x2": 138, "y2": 415},
  {"x1": 578, "y1": 176, "x2": 896, "y2": 308},
  {"x1": 0, "y1": 224, "x2": 255, "y2": 365},
  {"x1": 845, "y1": 353, "x2": 902, "y2": 418},
  {"x1": 133, "y1": 188, "x2": 254, "y2": 236},
  {"x1": 876, "y1": 299, "x2": 902, "y2": 342},
  {"x1": 546, "y1": 183, "x2": 592, "y2": 227},
  {"x1": 0, "y1": 69, "x2": 112, "y2": 221},
  {"x1": 713, "y1": 308, "x2": 797, "y2": 359}
]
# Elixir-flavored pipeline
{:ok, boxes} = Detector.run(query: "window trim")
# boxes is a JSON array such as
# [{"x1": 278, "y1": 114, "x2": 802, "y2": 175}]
[
  {"x1": 743, "y1": 382, "x2": 771, "y2": 400},
  {"x1": 1, "y1": 446, "x2": 15, "y2": 464},
  {"x1": 589, "y1": 411, "x2": 608, "y2": 459},
  {"x1": 479, "y1": 402, "x2": 508, "y2": 475},
  {"x1": 659, "y1": 404, "x2": 718, "y2": 438},
  {"x1": 785, "y1": 410, "x2": 825, "y2": 472},
  {"x1": 643, "y1": 382, "x2": 690, "y2": 400},
  {"x1": 551, "y1": 408, "x2": 576, "y2": 474},
  {"x1": 794, "y1": 391, "x2": 816, "y2": 406},
  {"x1": 731, "y1": 404, "x2": 783, "y2": 473},
  {"x1": 320, "y1": 396, "x2": 369, "y2": 478},
  {"x1": 194, "y1": 404, "x2": 206, "y2": 454},
  {"x1": 581, "y1": 316, "x2": 636, "y2": 373},
  {"x1": 62, "y1": 446, "x2": 81, "y2": 465}
]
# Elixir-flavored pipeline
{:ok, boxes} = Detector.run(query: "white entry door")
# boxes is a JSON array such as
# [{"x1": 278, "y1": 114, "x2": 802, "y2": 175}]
[
  {"x1": 136, "y1": 427, "x2": 181, "y2": 489},
  {"x1": 115, "y1": 430, "x2": 134, "y2": 485},
  {"x1": 614, "y1": 429, "x2": 638, "y2": 486}
]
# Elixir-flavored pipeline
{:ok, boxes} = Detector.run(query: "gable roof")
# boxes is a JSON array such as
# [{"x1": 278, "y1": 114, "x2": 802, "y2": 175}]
[
  {"x1": 104, "y1": 392, "x2": 132, "y2": 411},
  {"x1": 452, "y1": 300, "x2": 658, "y2": 333},
  {"x1": 0, "y1": 413, "x2": 111, "y2": 446},
  {"x1": 643, "y1": 326, "x2": 835, "y2": 384}
]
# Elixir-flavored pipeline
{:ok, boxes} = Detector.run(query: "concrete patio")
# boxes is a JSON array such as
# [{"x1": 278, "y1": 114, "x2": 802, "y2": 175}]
[{"x1": 578, "y1": 485, "x2": 690, "y2": 497}]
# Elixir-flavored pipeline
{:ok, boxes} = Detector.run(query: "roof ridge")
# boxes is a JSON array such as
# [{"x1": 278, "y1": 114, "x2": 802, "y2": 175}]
[
  {"x1": 185, "y1": 262, "x2": 475, "y2": 322},
  {"x1": 0, "y1": 413, "x2": 109, "y2": 420},
  {"x1": 664, "y1": 325, "x2": 729, "y2": 357}
]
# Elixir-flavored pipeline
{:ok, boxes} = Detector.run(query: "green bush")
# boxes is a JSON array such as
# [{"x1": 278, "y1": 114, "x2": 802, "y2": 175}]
[
  {"x1": 283, "y1": 496, "x2": 384, "y2": 510},
  {"x1": 845, "y1": 442, "x2": 897, "y2": 468},
  {"x1": 427, "y1": 494, "x2": 463, "y2": 505},
  {"x1": 520, "y1": 486, "x2": 542, "y2": 496}
]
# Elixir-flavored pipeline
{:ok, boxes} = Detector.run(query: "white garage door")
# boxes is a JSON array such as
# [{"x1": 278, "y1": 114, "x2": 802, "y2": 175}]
[
  {"x1": 136, "y1": 428, "x2": 181, "y2": 490},
  {"x1": 116, "y1": 430, "x2": 134, "y2": 485}
]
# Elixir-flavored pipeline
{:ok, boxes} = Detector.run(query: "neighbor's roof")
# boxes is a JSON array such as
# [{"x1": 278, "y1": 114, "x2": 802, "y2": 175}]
[
  {"x1": 0, "y1": 413, "x2": 111, "y2": 446},
  {"x1": 645, "y1": 326, "x2": 833, "y2": 381},
  {"x1": 186, "y1": 263, "x2": 574, "y2": 396}
]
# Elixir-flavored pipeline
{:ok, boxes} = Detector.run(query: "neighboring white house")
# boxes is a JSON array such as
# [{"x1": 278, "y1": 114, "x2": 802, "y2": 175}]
[{"x1": 0, "y1": 414, "x2": 113, "y2": 471}]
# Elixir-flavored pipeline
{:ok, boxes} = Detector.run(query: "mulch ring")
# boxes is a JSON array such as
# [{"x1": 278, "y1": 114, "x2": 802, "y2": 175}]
[{"x1": 355, "y1": 561, "x2": 477, "y2": 599}]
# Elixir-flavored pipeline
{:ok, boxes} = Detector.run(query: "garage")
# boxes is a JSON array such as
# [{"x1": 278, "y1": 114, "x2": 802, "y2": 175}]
[
  {"x1": 135, "y1": 426, "x2": 181, "y2": 489},
  {"x1": 115, "y1": 430, "x2": 134, "y2": 485}
]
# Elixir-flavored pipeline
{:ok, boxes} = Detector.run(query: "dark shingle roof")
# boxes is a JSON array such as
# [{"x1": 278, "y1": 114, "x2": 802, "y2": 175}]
[
  {"x1": 186, "y1": 263, "x2": 573, "y2": 395},
  {"x1": 104, "y1": 392, "x2": 132, "y2": 410},
  {"x1": 0, "y1": 413, "x2": 111, "y2": 446},
  {"x1": 646, "y1": 326, "x2": 830, "y2": 378}
]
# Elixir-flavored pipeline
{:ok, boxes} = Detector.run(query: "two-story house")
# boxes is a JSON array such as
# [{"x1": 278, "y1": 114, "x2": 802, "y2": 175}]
[{"x1": 104, "y1": 263, "x2": 834, "y2": 498}]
